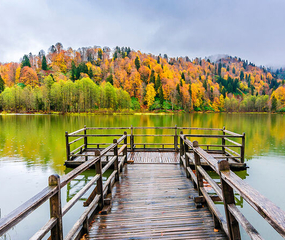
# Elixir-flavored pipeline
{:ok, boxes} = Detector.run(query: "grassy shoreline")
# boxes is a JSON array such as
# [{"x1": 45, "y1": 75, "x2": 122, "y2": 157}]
[{"x1": 0, "y1": 110, "x2": 280, "y2": 115}]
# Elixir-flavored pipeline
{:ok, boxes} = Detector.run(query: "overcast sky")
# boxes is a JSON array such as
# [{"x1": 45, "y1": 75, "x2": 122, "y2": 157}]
[{"x1": 0, "y1": 0, "x2": 285, "y2": 67}]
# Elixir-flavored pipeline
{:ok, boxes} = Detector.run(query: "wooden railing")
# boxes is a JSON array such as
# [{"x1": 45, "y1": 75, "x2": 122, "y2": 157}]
[
  {"x1": 66, "y1": 126, "x2": 245, "y2": 163},
  {"x1": 180, "y1": 133, "x2": 285, "y2": 240},
  {"x1": 0, "y1": 134, "x2": 128, "y2": 240}
]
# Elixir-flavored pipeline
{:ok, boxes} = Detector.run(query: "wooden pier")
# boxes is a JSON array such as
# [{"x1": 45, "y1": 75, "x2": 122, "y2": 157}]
[
  {"x1": 64, "y1": 126, "x2": 246, "y2": 170},
  {"x1": 1, "y1": 126, "x2": 285, "y2": 240}
]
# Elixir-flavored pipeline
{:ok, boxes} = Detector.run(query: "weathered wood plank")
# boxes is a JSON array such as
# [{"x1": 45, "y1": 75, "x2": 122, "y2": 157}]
[{"x1": 87, "y1": 164, "x2": 227, "y2": 239}]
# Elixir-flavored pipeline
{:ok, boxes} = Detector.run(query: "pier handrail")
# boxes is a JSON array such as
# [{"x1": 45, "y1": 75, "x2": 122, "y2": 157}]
[
  {"x1": 180, "y1": 133, "x2": 285, "y2": 239},
  {"x1": 0, "y1": 133, "x2": 128, "y2": 240},
  {"x1": 66, "y1": 126, "x2": 245, "y2": 162}
]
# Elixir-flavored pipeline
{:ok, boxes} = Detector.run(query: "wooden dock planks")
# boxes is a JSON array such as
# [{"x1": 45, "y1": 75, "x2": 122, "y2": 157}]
[
  {"x1": 87, "y1": 163, "x2": 227, "y2": 239},
  {"x1": 129, "y1": 151, "x2": 180, "y2": 164}
]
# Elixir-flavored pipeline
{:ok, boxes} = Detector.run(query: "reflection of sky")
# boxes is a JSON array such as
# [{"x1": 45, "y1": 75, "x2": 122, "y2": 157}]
[{"x1": 0, "y1": 160, "x2": 101, "y2": 239}]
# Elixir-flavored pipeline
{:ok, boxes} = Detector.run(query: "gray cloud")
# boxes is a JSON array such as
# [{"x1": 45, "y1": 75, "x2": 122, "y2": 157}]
[{"x1": 0, "y1": 0, "x2": 285, "y2": 67}]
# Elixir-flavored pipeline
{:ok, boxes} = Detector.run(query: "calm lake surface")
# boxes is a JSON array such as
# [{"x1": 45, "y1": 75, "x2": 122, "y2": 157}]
[{"x1": 0, "y1": 113, "x2": 285, "y2": 239}]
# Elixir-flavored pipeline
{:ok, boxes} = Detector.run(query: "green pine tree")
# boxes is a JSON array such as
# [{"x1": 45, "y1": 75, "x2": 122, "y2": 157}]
[
  {"x1": 271, "y1": 95, "x2": 277, "y2": 112},
  {"x1": 21, "y1": 55, "x2": 31, "y2": 68},
  {"x1": 150, "y1": 70, "x2": 155, "y2": 84},
  {"x1": 0, "y1": 74, "x2": 4, "y2": 93},
  {"x1": 135, "y1": 56, "x2": 140, "y2": 71},
  {"x1": 42, "y1": 55, "x2": 47, "y2": 70},
  {"x1": 159, "y1": 85, "x2": 164, "y2": 107},
  {"x1": 71, "y1": 61, "x2": 76, "y2": 81},
  {"x1": 155, "y1": 74, "x2": 161, "y2": 92}
]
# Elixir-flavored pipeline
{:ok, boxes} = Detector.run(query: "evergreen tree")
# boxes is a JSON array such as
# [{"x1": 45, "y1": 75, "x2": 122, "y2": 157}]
[
  {"x1": 271, "y1": 95, "x2": 277, "y2": 112},
  {"x1": 203, "y1": 79, "x2": 207, "y2": 90},
  {"x1": 71, "y1": 61, "x2": 76, "y2": 81},
  {"x1": 188, "y1": 83, "x2": 192, "y2": 108},
  {"x1": 135, "y1": 56, "x2": 140, "y2": 71},
  {"x1": 159, "y1": 85, "x2": 164, "y2": 107},
  {"x1": 149, "y1": 70, "x2": 155, "y2": 84},
  {"x1": 75, "y1": 66, "x2": 80, "y2": 80},
  {"x1": 21, "y1": 55, "x2": 31, "y2": 68},
  {"x1": 218, "y1": 62, "x2": 222, "y2": 76},
  {"x1": 113, "y1": 51, "x2": 118, "y2": 60},
  {"x1": 42, "y1": 55, "x2": 47, "y2": 70},
  {"x1": 0, "y1": 74, "x2": 4, "y2": 93},
  {"x1": 98, "y1": 49, "x2": 103, "y2": 60},
  {"x1": 181, "y1": 72, "x2": 185, "y2": 81},
  {"x1": 240, "y1": 71, "x2": 244, "y2": 81},
  {"x1": 106, "y1": 74, "x2": 114, "y2": 85},
  {"x1": 155, "y1": 74, "x2": 161, "y2": 92},
  {"x1": 251, "y1": 85, "x2": 255, "y2": 95},
  {"x1": 88, "y1": 68, "x2": 93, "y2": 79},
  {"x1": 176, "y1": 84, "x2": 181, "y2": 104}
]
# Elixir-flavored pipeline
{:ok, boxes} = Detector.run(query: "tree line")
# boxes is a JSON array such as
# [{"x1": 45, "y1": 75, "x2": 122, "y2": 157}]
[{"x1": 0, "y1": 43, "x2": 285, "y2": 113}]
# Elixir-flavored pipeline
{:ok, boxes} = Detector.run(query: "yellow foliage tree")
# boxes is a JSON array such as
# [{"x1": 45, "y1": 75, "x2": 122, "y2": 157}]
[{"x1": 144, "y1": 83, "x2": 156, "y2": 108}]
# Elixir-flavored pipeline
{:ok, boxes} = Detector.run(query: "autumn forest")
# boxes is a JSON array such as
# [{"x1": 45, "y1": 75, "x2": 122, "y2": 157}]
[{"x1": 0, "y1": 43, "x2": 285, "y2": 113}]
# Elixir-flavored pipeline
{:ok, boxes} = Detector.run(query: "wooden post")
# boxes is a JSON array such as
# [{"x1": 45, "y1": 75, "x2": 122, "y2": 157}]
[
  {"x1": 174, "y1": 125, "x2": 178, "y2": 151},
  {"x1": 193, "y1": 141, "x2": 203, "y2": 195},
  {"x1": 65, "y1": 131, "x2": 70, "y2": 161},
  {"x1": 95, "y1": 150, "x2": 104, "y2": 210},
  {"x1": 184, "y1": 136, "x2": 190, "y2": 178},
  {"x1": 130, "y1": 125, "x2": 134, "y2": 152},
  {"x1": 241, "y1": 133, "x2": 245, "y2": 163},
  {"x1": 84, "y1": 125, "x2": 87, "y2": 150},
  {"x1": 49, "y1": 174, "x2": 63, "y2": 240},
  {"x1": 123, "y1": 131, "x2": 128, "y2": 164},
  {"x1": 218, "y1": 160, "x2": 241, "y2": 240},
  {"x1": 83, "y1": 217, "x2": 89, "y2": 236},
  {"x1": 179, "y1": 131, "x2": 184, "y2": 165},
  {"x1": 222, "y1": 126, "x2": 225, "y2": 154},
  {"x1": 113, "y1": 139, "x2": 119, "y2": 181},
  {"x1": 84, "y1": 126, "x2": 88, "y2": 161}
]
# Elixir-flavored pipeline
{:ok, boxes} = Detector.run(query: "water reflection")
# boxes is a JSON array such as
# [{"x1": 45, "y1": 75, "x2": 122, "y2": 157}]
[
  {"x1": 0, "y1": 113, "x2": 284, "y2": 175},
  {"x1": 0, "y1": 113, "x2": 284, "y2": 239},
  {"x1": 64, "y1": 168, "x2": 111, "y2": 202}
]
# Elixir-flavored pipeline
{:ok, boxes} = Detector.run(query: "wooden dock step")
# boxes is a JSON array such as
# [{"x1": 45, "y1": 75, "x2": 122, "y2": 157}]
[{"x1": 87, "y1": 164, "x2": 227, "y2": 239}]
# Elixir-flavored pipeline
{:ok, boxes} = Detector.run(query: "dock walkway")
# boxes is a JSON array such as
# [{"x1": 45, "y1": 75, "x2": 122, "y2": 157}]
[{"x1": 88, "y1": 162, "x2": 226, "y2": 239}]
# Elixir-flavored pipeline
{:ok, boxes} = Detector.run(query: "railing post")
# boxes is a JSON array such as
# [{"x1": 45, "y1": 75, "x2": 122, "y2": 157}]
[
  {"x1": 183, "y1": 135, "x2": 190, "y2": 178},
  {"x1": 222, "y1": 126, "x2": 225, "y2": 154},
  {"x1": 218, "y1": 160, "x2": 241, "y2": 240},
  {"x1": 123, "y1": 131, "x2": 128, "y2": 164},
  {"x1": 95, "y1": 150, "x2": 104, "y2": 210},
  {"x1": 113, "y1": 139, "x2": 119, "y2": 181},
  {"x1": 179, "y1": 131, "x2": 184, "y2": 165},
  {"x1": 84, "y1": 125, "x2": 87, "y2": 149},
  {"x1": 241, "y1": 133, "x2": 245, "y2": 163},
  {"x1": 174, "y1": 125, "x2": 178, "y2": 151},
  {"x1": 193, "y1": 141, "x2": 203, "y2": 195},
  {"x1": 49, "y1": 174, "x2": 63, "y2": 240},
  {"x1": 65, "y1": 131, "x2": 70, "y2": 161},
  {"x1": 130, "y1": 125, "x2": 134, "y2": 152},
  {"x1": 84, "y1": 125, "x2": 88, "y2": 161}
]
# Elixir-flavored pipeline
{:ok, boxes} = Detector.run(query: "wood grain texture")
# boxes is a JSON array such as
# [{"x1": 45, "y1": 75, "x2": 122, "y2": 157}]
[
  {"x1": 87, "y1": 164, "x2": 227, "y2": 239},
  {"x1": 129, "y1": 151, "x2": 180, "y2": 164}
]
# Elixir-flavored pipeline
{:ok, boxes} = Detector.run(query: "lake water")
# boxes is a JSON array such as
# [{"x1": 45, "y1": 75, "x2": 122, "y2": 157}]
[{"x1": 0, "y1": 113, "x2": 285, "y2": 239}]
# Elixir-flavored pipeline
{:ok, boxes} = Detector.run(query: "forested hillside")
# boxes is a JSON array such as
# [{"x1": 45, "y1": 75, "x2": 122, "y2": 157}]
[{"x1": 0, "y1": 43, "x2": 284, "y2": 113}]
